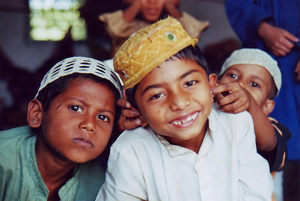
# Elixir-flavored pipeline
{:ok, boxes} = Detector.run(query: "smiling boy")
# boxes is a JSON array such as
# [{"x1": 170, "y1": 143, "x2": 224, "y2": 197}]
[{"x1": 96, "y1": 17, "x2": 272, "y2": 201}]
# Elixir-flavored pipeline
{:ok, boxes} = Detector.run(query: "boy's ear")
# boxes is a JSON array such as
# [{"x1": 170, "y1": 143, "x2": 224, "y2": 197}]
[
  {"x1": 138, "y1": 115, "x2": 148, "y2": 128},
  {"x1": 262, "y1": 99, "x2": 275, "y2": 116},
  {"x1": 208, "y1": 73, "x2": 218, "y2": 88},
  {"x1": 27, "y1": 99, "x2": 43, "y2": 128},
  {"x1": 208, "y1": 74, "x2": 218, "y2": 102}
]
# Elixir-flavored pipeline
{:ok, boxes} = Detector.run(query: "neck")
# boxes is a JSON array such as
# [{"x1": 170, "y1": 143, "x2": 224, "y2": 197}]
[
  {"x1": 35, "y1": 135, "x2": 76, "y2": 199},
  {"x1": 165, "y1": 122, "x2": 208, "y2": 153}
]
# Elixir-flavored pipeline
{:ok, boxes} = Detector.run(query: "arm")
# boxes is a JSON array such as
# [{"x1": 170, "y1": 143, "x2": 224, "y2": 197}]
[
  {"x1": 164, "y1": 0, "x2": 182, "y2": 19},
  {"x1": 225, "y1": 0, "x2": 271, "y2": 47},
  {"x1": 259, "y1": 118, "x2": 292, "y2": 172},
  {"x1": 234, "y1": 112, "x2": 273, "y2": 200},
  {"x1": 212, "y1": 82, "x2": 277, "y2": 151},
  {"x1": 122, "y1": 0, "x2": 141, "y2": 23}
]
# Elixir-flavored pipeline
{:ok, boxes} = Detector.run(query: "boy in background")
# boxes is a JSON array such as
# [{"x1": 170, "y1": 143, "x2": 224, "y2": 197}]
[
  {"x1": 214, "y1": 48, "x2": 291, "y2": 172},
  {"x1": 0, "y1": 57, "x2": 123, "y2": 201},
  {"x1": 213, "y1": 48, "x2": 291, "y2": 200},
  {"x1": 99, "y1": 0, "x2": 209, "y2": 56},
  {"x1": 97, "y1": 17, "x2": 272, "y2": 201}
]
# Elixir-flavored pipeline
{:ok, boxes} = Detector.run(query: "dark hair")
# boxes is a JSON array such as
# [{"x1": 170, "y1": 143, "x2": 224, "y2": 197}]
[
  {"x1": 36, "y1": 73, "x2": 122, "y2": 125},
  {"x1": 126, "y1": 45, "x2": 211, "y2": 110}
]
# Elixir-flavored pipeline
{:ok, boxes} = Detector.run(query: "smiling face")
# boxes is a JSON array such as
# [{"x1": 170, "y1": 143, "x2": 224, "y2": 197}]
[
  {"x1": 219, "y1": 64, "x2": 274, "y2": 108},
  {"x1": 38, "y1": 78, "x2": 117, "y2": 163},
  {"x1": 134, "y1": 58, "x2": 216, "y2": 151},
  {"x1": 139, "y1": 0, "x2": 166, "y2": 22}
]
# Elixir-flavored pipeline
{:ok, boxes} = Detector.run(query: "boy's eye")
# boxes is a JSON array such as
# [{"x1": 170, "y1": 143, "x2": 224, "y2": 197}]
[
  {"x1": 250, "y1": 82, "x2": 259, "y2": 88},
  {"x1": 70, "y1": 105, "x2": 83, "y2": 112},
  {"x1": 149, "y1": 93, "x2": 165, "y2": 100},
  {"x1": 228, "y1": 73, "x2": 238, "y2": 79},
  {"x1": 98, "y1": 115, "x2": 109, "y2": 122},
  {"x1": 185, "y1": 80, "x2": 198, "y2": 87}
]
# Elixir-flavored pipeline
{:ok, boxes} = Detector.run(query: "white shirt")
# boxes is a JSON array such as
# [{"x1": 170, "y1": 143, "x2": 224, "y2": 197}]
[{"x1": 97, "y1": 106, "x2": 273, "y2": 201}]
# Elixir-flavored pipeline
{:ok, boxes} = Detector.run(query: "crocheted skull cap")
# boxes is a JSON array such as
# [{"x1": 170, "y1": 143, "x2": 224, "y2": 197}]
[
  {"x1": 219, "y1": 48, "x2": 282, "y2": 96},
  {"x1": 113, "y1": 16, "x2": 198, "y2": 89},
  {"x1": 35, "y1": 56, "x2": 123, "y2": 98}
]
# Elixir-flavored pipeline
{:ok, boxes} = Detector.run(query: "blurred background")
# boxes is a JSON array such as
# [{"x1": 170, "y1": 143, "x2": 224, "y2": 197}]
[{"x1": 0, "y1": 0, "x2": 240, "y2": 130}]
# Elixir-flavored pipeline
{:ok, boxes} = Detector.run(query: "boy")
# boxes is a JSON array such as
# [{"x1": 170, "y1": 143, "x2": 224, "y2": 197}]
[
  {"x1": 97, "y1": 17, "x2": 272, "y2": 200},
  {"x1": 0, "y1": 57, "x2": 123, "y2": 201},
  {"x1": 99, "y1": 0, "x2": 209, "y2": 56},
  {"x1": 213, "y1": 48, "x2": 292, "y2": 200},
  {"x1": 213, "y1": 48, "x2": 291, "y2": 172},
  {"x1": 119, "y1": 48, "x2": 291, "y2": 172}
]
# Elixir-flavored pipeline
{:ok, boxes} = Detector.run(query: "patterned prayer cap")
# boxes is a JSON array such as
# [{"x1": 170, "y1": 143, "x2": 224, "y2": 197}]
[{"x1": 113, "y1": 16, "x2": 198, "y2": 89}]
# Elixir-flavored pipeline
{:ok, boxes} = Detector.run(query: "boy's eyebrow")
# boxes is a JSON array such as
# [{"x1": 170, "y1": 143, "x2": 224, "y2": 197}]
[
  {"x1": 142, "y1": 69, "x2": 200, "y2": 95},
  {"x1": 67, "y1": 98, "x2": 116, "y2": 115}
]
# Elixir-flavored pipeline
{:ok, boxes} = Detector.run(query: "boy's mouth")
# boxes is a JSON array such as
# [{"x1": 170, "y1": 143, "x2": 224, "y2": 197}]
[
  {"x1": 72, "y1": 138, "x2": 93, "y2": 148},
  {"x1": 170, "y1": 111, "x2": 199, "y2": 126}
]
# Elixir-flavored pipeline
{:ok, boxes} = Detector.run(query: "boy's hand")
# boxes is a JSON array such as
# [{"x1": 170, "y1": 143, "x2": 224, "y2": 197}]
[
  {"x1": 165, "y1": 0, "x2": 182, "y2": 18},
  {"x1": 258, "y1": 22, "x2": 299, "y2": 56},
  {"x1": 212, "y1": 82, "x2": 253, "y2": 114},
  {"x1": 117, "y1": 98, "x2": 143, "y2": 131},
  {"x1": 165, "y1": 0, "x2": 180, "y2": 7}
]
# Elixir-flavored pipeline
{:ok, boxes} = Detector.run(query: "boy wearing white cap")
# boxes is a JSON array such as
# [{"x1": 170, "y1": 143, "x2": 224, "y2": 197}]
[
  {"x1": 97, "y1": 17, "x2": 272, "y2": 201},
  {"x1": 0, "y1": 57, "x2": 123, "y2": 201},
  {"x1": 213, "y1": 48, "x2": 291, "y2": 173}
]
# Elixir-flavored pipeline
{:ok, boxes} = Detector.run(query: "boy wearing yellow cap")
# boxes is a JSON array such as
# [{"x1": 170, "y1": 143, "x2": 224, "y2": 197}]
[{"x1": 96, "y1": 17, "x2": 272, "y2": 200}]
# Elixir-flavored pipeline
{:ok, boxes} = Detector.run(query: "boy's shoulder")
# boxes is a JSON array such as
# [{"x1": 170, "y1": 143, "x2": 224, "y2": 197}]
[
  {"x1": 0, "y1": 126, "x2": 35, "y2": 164},
  {"x1": 0, "y1": 126, "x2": 34, "y2": 140},
  {"x1": 111, "y1": 127, "x2": 160, "y2": 152},
  {"x1": 210, "y1": 104, "x2": 253, "y2": 126},
  {"x1": 209, "y1": 105, "x2": 254, "y2": 143}
]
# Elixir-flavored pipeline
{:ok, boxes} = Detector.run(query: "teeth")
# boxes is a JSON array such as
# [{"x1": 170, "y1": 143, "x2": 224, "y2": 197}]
[{"x1": 172, "y1": 112, "x2": 198, "y2": 125}]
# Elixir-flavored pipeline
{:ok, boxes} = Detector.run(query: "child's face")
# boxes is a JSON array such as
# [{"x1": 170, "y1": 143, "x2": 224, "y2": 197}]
[
  {"x1": 40, "y1": 78, "x2": 116, "y2": 163},
  {"x1": 139, "y1": 0, "x2": 166, "y2": 22},
  {"x1": 134, "y1": 58, "x2": 216, "y2": 148},
  {"x1": 219, "y1": 64, "x2": 273, "y2": 108}
]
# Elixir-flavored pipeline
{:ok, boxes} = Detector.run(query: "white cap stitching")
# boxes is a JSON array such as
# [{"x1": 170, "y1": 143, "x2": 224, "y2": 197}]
[{"x1": 35, "y1": 57, "x2": 123, "y2": 98}]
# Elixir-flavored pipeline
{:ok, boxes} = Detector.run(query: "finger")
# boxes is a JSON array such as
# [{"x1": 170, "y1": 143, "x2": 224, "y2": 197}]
[
  {"x1": 277, "y1": 38, "x2": 294, "y2": 53},
  {"x1": 122, "y1": 108, "x2": 140, "y2": 118},
  {"x1": 219, "y1": 98, "x2": 248, "y2": 114},
  {"x1": 216, "y1": 90, "x2": 242, "y2": 107},
  {"x1": 211, "y1": 82, "x2": 235, "y2": 95},
  {"x1": 122, "y1": 118, "x2": 142, "y2": 130},
  {"x1": 284, "y1": 31, "x2": 299, "y2": 43},
  {"x1": 271, "y1": 47, "x2": 287, "y2": 57},
  {"x1": 117, "y1": 98, "x2": 131, "y2": 108}
]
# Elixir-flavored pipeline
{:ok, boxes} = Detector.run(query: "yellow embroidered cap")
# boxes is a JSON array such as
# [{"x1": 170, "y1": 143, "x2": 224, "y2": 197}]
[{"x1": 113, "y1": 16, "x2": 198, "y2": 89}]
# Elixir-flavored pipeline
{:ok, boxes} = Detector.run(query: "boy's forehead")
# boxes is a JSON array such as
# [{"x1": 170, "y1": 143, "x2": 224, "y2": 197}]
[
  {"x1": 226, "y1": 64, "x2": 273, "y2": 80},
  {"x1": 219, "y1": 48, "x2": 282, "y2": 96},
  {"x1": 139, "y1": 58, "x2": 208, "y2": 89}
]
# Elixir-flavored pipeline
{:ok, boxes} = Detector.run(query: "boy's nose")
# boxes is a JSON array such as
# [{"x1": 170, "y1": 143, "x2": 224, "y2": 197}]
[
  {"x1": 79, "y1": 115, "x2": 96, "y2": 133},
  {"x1": 169, "y1": 92, "x2": 191, "y2": 111}
]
